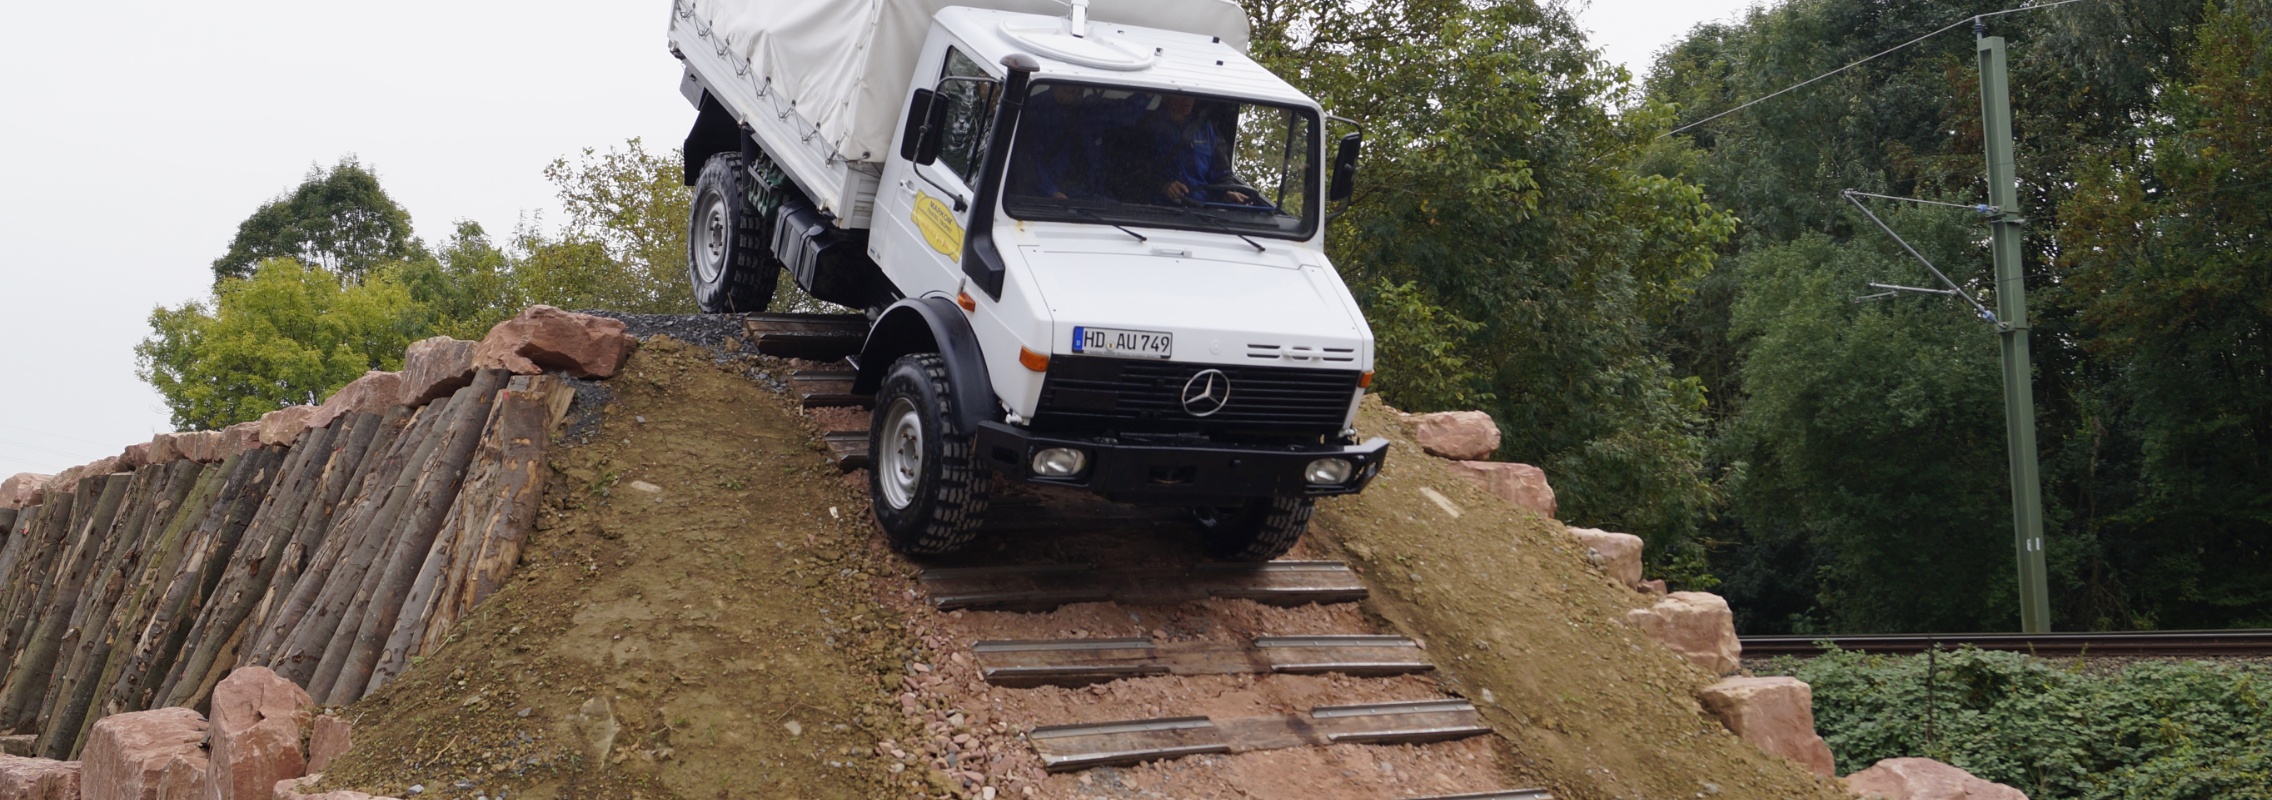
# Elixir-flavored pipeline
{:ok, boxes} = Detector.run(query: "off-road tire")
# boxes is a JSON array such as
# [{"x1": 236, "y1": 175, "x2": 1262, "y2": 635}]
[
  {"x1": 1192, "y1": 495, "x2": 1314, "y2": 561},
  {"x1": 687, "y1": 153, "x2": 779, "y2": 313},
  {"x1": 869, "y1": 353, "x2": 991, "y2": 555}
]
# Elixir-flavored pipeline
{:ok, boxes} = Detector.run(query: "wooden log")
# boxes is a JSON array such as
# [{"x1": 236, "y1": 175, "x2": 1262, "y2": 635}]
[
  {"x1": 102, "y1": 450, "x2": 275, "y2": 715},
  {"x1": 241, "y1": 411, "x2": 387, "y2": 666},
  {"x1": 416, "y1": 385, "x2": 558, "y2": 663},
  {"x1": 34, "y1": 466, "x2": 166, "y2": 756},
  {"x1": 0, "y1": 474, "x2": 129, "y2": 732},
  {"x1": 177, "y1": 601, "x2": 249, "y2": 716},
  {"x1": 373, "y1": 487, "x2": 470, "y2": 695},
  {"x1": 276, "y1": 399, "x2": 453, "y2": 690},
  {"x1": 261, "y1": 406, "x2": 428, "y2": 683},
  {"x1": 88, "y1": 461, "x2": 223, "y2": 723},
  {"x1": 159, "y1": 423, "x2": 337, "y2": 709},
  {"x1": 142, "y1": 447, "x2": 287, "y2": 705},
  {"x1": 59, "y1": 460, "x2": 203, "y2": 757},
  {"x1": 0, "y1": 502, "x2": 56, "y2": 671},
  {"x1": 324, "y1": 370, "x2": 504, "y2": 704},
  {"x1": 0, "y1": 492, "x2": 77, "y2": 681}
]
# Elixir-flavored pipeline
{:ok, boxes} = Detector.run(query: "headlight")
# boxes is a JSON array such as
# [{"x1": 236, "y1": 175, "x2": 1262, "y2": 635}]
[
  {"x1": 1030, "y1": 447, "x2": 1089, "y2": 477},
  {"x1": 1305, "y1": 457, "x2": 1355, "y2": 485}
]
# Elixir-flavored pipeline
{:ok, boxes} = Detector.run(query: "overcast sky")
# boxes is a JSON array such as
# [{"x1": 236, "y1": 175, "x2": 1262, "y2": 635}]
[{"x1": 0, "y1": 0, "x2": 1759, "y2": 478}]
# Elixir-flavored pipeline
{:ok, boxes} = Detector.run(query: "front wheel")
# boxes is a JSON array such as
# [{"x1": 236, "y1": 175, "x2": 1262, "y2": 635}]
[
  {"x1": 687, "y1": 153, "x2": 779, "y2": 313},
  {"x1": 869, "y1": 353, "x2": 990, "y2": 555},
  {"x1": 1191, "y1": 496, "x2": 1314, "y2": 562}
]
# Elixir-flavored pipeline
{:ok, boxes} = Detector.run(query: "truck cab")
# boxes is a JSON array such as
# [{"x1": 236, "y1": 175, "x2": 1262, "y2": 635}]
[{"x1": 670, "y1": 0, "x2": 1386, "y2": 560}]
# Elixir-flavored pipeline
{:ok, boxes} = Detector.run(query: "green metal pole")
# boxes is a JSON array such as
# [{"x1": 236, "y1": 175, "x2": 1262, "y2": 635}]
[{"x1": 1977, "y1": 32, "x2": 2052, "y2": 632}]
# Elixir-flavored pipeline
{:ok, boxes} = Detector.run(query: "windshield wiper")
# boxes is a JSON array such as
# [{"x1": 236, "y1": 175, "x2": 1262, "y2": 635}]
[
  {"x1": 1066, "y1": 206, "x2": 1147, "y2": 243},
  {"x1": 1179, "y1": 209, "x2": 1266, "y2": 252}
]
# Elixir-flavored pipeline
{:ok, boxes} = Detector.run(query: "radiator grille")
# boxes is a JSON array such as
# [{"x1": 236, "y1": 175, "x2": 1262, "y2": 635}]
[{"x1": 1032, "y1": 357, "x2": 1359, "y2": 437}]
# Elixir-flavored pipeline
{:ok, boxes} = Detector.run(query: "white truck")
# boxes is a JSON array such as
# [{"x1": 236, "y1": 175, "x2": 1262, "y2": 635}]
[{"x1": 668, "y1": 0, "x2": 1387, "y2": 560}]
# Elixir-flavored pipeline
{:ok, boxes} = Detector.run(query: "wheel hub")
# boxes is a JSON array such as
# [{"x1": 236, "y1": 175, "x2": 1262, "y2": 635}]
[
  {"x1": 878, "y1": 398, "x2": 925, "y2": 510},
  {"x1": 694, "y1": 192, "x2": 729, "y2": 283}
]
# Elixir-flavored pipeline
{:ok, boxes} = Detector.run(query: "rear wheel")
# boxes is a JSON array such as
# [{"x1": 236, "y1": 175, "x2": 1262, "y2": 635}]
[
  {"x1": 869, "y1": 353, "x2": 990, "y2": 555},
  {"x1": 1192, "y1": 496, "x2": 1313, "y2": 561},
  {"x1": 687, "y1": 153, "x2": 779, "y2": 313}
]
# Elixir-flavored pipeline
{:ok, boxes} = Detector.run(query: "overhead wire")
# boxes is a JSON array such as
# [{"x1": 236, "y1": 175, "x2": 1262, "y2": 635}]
[{"x1": 1662, "y1": 0, "x2": 2100, "y2": 139}]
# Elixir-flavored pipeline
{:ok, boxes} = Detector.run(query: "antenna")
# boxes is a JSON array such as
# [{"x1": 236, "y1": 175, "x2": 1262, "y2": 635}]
[{"x1": 1067, "y1": 0, "x2": 1089, "y2": 37}]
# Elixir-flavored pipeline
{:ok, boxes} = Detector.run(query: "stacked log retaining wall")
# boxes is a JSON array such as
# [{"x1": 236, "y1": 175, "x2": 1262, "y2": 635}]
[{"x1": 0, "y1": 305, "x2": 623, "y2": 760}]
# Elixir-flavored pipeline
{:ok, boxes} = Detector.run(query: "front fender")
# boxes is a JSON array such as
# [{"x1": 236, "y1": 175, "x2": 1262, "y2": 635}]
[{"x1": 853, "y1": 297, "x2": 997, "y2": 433}]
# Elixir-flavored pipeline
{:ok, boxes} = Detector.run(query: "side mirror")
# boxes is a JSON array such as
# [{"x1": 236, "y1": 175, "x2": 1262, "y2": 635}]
[
  {"x1": 900, "y1": 88, "x2": 937, "y2": 162},
  {"x1": 1328, "y1": 132, "x2": 1362, "y2": 202},
  {"x1": 915, "y1": 92, "x2": 953, "y2": 166}
]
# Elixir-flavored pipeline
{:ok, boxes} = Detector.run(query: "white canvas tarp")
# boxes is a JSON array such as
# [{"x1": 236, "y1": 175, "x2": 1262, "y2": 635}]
[{"x1": 686, "y1": 0, "x2": 1251, "y2": 164}]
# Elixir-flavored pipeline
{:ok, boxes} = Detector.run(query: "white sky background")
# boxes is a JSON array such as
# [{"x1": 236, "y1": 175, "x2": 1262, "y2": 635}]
[{"x1": 0, "y1": 0, "x2": 1760, "y2": 477}]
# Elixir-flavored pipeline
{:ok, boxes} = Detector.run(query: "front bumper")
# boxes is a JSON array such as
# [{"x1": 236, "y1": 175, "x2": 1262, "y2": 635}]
[{"x1": 973, "y1": 422, "x2": 1389, "y2": 505}]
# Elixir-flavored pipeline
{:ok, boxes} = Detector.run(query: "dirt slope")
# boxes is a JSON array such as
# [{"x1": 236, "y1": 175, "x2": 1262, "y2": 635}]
[
  {"x1": 321, "y1": 337, "x2": 918, "y2": 798},
  {"x1": 1304, "y1": 401, "x2": 1850, "y2": 800},
  {"x1": 323, "y1": 334, "x2": 1847, "y2": 799}
]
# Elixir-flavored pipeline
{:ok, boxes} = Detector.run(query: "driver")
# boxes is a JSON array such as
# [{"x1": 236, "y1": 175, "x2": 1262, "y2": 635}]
[{"x1": 1145, "y1": 94, "x2": 1252, "y2": 206}]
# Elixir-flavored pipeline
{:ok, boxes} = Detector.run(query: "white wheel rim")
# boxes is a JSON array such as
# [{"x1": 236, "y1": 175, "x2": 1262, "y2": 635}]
[
  {"x1": 878, "y1": 397, "x2": 924, "y2": 510},
  {"x1": 694, "y1": 191, "x2": 729, "y2": 284}
]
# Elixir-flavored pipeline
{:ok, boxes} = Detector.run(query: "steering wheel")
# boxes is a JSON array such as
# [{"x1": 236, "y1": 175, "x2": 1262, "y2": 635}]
[{"x1": 1203, "y1": 182, "x2": 1273, "y2": 209}]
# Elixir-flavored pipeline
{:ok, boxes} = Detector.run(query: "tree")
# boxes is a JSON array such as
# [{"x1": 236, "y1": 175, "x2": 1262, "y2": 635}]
[
  {"x1": 139, "y1": 259, "x2": 424, "y2": 430},
  {"x1": 2050, "y1": 0, "x2": 2272, "y2": 628},
  {"x1": 1642, "y1": 0, "x2": 2260, "y2": 633},
  {"x1": 212, "y1": 157, "x2": 423, "y2": 284},
  {"x1": 395, "y1": 221, "x2": 526, "y2": 340},
  {"x1": 513, "y1": 139, "x2": 698, "y2": 314},
  {"x1": 1240, "y1": 0, "x2": 1735, "y2": 567}
]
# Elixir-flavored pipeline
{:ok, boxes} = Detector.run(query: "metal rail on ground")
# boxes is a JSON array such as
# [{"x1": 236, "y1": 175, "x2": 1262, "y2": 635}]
[{"x1": 1741, "y1": 629, "x2": 2272, "y2": 658}]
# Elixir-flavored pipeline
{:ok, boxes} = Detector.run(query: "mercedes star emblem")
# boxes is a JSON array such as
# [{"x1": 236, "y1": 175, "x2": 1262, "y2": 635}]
[{"x1": 1180, "y1": 369, "x2": 1231, "y2": 417}]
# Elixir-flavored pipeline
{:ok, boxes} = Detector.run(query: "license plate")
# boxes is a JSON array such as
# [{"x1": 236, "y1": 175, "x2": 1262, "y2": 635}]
[{"x1": 1071, "y1": 326, "x2": 1173, "y2": 359}]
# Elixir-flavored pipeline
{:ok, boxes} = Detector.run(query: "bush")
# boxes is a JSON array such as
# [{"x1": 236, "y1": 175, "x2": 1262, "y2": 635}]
[{"x1": 1759, "y1": 647, "x2": 2272, "y2": 798}]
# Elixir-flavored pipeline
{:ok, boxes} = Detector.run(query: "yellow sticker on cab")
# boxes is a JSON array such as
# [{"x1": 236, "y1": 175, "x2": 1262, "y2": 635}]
[{"x1": 912, "y1": 192, "x2": 963, "y2": 260}]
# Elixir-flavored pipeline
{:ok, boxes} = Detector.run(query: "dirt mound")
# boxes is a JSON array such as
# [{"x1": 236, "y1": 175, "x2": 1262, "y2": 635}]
[
  {"x1": 1306, "y1": 402, "x2": 1848, "y2": 799},
  {"x1": 319, "y1": 337, "x2": 918, "y2": 798},
  {"x1": 322, "y1": 334, "x2": 1846, "y2": 799}
]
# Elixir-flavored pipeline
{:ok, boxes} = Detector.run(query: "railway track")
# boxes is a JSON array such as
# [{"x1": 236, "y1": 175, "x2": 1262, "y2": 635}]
[
  {"x1": 912, "y1": 557, "x2": 1547, "y2": 798},
  {"x1": 746, "y1": 316, "x2": 1550, "y2": 799},
  {"x1": 1741, "y1": 629, "x2": 2272, "y2": 658}
]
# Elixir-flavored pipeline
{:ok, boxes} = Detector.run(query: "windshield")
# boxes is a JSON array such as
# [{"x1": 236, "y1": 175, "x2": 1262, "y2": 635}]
[{"x1": 1003, "y1": 82, "x2": 1320, "y2": 241}]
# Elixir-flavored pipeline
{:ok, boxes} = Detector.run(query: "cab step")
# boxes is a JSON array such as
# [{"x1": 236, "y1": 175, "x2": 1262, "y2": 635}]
[
  {"x1": 1028, "y1": 699, "x2": 1490, "y2": 772},
  {"x1": 918, "y1": 560, "x2": 1368, "y2": 611},
  {"x1": 973, "y1": 634, "x2": 1432, "y2": 687}
]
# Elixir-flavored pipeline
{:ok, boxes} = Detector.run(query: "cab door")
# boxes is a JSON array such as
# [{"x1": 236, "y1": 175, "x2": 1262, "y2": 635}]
[{"x1": 875, "y1": 46, "x2": 1001, "y2": 300}]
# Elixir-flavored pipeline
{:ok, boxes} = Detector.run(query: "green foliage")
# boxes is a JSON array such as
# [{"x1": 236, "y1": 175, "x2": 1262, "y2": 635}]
[
  {"x1": 396, "y1": 221, "x2": 527, "y2": 340},
  {"x1": 1764, "y1": 648, "x2": 2272, "y2": 798},
  {"x1": 1243, "y1": 0, "x2": 1735, "y2": 560},
  {"x1": 1722, "y1": 216, "x2": 2014, "y2": 632},
  {"x1": 1647, "y1": 0, "x2": 2269, "y2": 633},
  {"x1": 516, "y1": 140, "x2": 698, "y2": 314},
  {"x1": 1357, "y1": 279, "x2": 1487, "y2": 410},
  {"x1": 149, "y1": 141, "x2": 714, "y2": 428},
  {"x1": 137, "y1": 258, "x2": 424, "y2": 430},
  {"x1": 212, "y1": 157, "x2": 423, "y2": 285},
  {"x1": 2048, "y1": 1, "x2": 2272, "y2": 628}
]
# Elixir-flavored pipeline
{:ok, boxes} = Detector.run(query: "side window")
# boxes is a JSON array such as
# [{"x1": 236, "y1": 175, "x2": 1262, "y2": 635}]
[{"x1": 935, "y1": 48, "x2": 998, "y2": 186}]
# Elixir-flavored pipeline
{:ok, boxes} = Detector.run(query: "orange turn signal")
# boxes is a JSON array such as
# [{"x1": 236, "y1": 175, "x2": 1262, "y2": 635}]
[
  {"x1": 1358, "y1": 371, "x2": 1375, "y2": 389},
  {"x1": 1019, "y1": 347, "x2": 1050, "y2": 372},
  {"x1": 956, "y1": 291, "x2": 977, "y2": 312}
]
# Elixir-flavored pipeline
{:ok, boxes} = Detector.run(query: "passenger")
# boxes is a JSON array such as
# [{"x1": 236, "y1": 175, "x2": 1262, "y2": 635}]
[{"x1": 1146, "y1": 94, "x2": 1252, "y2": 206}]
